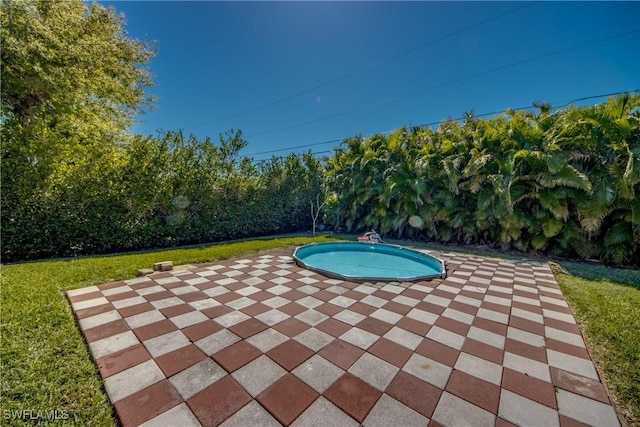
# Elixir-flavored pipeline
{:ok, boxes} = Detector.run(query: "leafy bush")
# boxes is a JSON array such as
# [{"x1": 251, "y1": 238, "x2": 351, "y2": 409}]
[{"x1": 324, "y1": 94, "x2": 640, "y2": 267}]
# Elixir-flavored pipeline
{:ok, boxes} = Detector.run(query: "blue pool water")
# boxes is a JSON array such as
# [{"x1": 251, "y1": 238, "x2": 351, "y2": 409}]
[{"x1": 293, "y1": 242, "x2": 446, "y2": 281}]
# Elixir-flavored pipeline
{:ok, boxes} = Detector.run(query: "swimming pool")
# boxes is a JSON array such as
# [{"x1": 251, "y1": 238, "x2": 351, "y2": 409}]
[{"x1": 293, "y1": 241, "x2": 446, "y2": 282}]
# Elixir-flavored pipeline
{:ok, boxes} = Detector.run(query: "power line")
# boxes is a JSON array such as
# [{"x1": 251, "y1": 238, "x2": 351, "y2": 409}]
[
  {"x1": 244, "y1": 28, "x2": 639, "y2": 139},
  {"x1": 181, "y1": 2, "x2": 539, "y2": 131},
  {"x1": 247, "y1": 89, "x2": 638, "y2": 163}
]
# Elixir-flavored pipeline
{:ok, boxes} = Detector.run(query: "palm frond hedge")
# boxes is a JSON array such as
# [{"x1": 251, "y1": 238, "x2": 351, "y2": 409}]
[{"x1": 324, "y1": 94, "x2": 640, "y2": 267}]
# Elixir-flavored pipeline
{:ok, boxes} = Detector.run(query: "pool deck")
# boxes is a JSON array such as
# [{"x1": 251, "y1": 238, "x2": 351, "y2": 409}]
[{"x1": 68, "y1": 248, "x2": 621, "y2": 427}]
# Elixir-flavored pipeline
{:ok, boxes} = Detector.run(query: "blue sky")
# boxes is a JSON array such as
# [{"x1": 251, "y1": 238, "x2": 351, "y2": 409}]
[{"x1": 102, "y1": 1, "x2": 639, "y2": 161}]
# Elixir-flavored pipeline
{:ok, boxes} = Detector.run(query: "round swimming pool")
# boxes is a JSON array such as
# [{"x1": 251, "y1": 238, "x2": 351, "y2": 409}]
[{"x1": 293, "y1": 241, "x2": 446, "y2": 282}]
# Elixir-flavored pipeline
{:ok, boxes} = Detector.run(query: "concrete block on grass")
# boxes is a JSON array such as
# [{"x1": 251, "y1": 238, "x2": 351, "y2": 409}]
[{"x1": 153, "y1": 261, "x2": 173, "y2": 272}]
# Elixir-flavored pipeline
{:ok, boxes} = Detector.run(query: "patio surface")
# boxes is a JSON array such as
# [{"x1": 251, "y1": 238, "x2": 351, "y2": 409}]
[{"x1": 68, "y1": 248, "x2": 620, "y2": 427}]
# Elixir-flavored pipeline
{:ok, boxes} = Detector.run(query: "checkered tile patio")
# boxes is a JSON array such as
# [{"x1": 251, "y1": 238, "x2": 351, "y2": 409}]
[{"x1": 68, "y1": 248, "x2": 620, "y2": 426}]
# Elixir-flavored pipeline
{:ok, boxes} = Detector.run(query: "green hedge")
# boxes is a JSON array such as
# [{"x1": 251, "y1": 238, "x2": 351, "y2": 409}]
[{"x1": 324, "y1": 95, "x2": 640, "y2": 267}]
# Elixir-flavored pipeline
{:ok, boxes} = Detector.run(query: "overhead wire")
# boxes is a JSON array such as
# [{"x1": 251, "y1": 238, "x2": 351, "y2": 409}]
[
  {"x1": 246, "y1": 89, "x2": 638, "y2": 162},
  {"x1": 244, "y1": 28, "x2": 640, "y2": 139},
  {"x1": 181, "y1": 2, "x2": 539, "y2": 131}
]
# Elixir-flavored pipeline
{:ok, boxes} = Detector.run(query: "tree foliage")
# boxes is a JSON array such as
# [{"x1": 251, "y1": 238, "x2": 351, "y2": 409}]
[{"x1": 324, "y1": 94, "x2": 640, "y2": 267}]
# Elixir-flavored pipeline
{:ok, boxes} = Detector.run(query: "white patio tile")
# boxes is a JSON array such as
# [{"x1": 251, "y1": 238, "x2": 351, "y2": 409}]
[
  {"x1": 455, "y1": 352, "x2": 503, "y2": 385},
  {"x1": 245, "y1": 328, "x2": 288, "y2": 353},
  {"x1": 498, "y1": 389, "x2": 559, "y2": 427},
  {"x1": 503, "y1": 352, "x2": 551, "y2": 382},
  {"x1": 188, "y1": 298, "x2": 220, "y2": 310},
  {"x1": 170, "y1": 311, "x2": 209, "y2": 329},
  {"x1": 295, "y1": 310, "x2": 329, "y2": 326},
  {"x1": 72, "y1": 297, "x2": 110, "y2": 311},
  {"x1": 544, "y1": 327, "x2": 585, "y2": 348},
  {"x1": 383, "y1": 327, "x2": 422, "y2": 350},
  {"x1": 150, "y1": 297, "x2": 183, "y2": 310},
  {"x1": 433, "y1": 392, "x2": 495, "y2": 427},
  {"x1": 442, "y1": 308, "x2": 474, "y2": 325},
  {"x1": 556, "y1": 389, "x2": 620, "y2": 427},
  {"x1": 467, "y1": 326, "x2": 505, "y2": 349},
  {"x1": 112, "y1": 296, "x2": 147, "y2": 309},
  {"x1": 89, "y1": 330, "x2": 139, "y2": 359},
  {"x1": 291, "y1": 397, "x2": 359, "y2": 427},
  {"x1": 363, "y1": 394, "x2": 429, "y2": 427},
  {"x1": 370, "y1": 308, "x2": 403, "y2": 325},
  {"x1": 215, "y1": 310, "x2": 251, "y2": 327},
  {"x1": 426, "y1": 326, "x2": 466, "y2": 350},
  {"x1": 143, "y1": 330, "x2": 190, "y2": 358},
  {"x1": 140, "y1": 403, "x2": 202, "y2": 427},
  {"x1": 348, "y1": 353, "x2": 398, "y2": 391},
  {"x1": 511, "y1": 307, "x2": 544, "y2": 324},
  {"x1": 547, "y1": 350, "x2": 598, "y2": 380},
  {"x1": 294, "y1": 328, "x2": 334, "y2": 352},
  {"x1": 169, "y1": 358, "x2": 226, "y2": 400},
  {"x1": 104, "y1": 359, "x2": 164, "y2": 402},
  {"x1": 476, "y1": 307, "x2": 509, "y2": 325},
  {"x1": 402, "y1": 353, "x2": 452, "y2": 389},
  {"x1": 194, "y1": 329, "x2": 240, "y2": 356},
  {"x1": 220, "y1": 401, "x2": 280, "y2": 427},
  {"x1": 79, "y1": 310, "x2": 121, "y2": 330},
  {"x1": 292, "y1": 354, "x2": 344, "y2": 393},
  {"x1": 232, "y1": 355, "x2": 287, "y2": 397},
  {"x1": 254, "y1": 309, "x2": 290, "y2": 326},
  {"x1": 340, "y1": 327, "x2": 379, "y2": 350},
  {"x1": 333, "y1": 309, "x2": 366, "y2": 326},
  {"x1": 361, "y1": 295, "x2": 389, "y2": 308},
  {"x1": 507, "y1": 326, "x2": 545, "y2": 348}
]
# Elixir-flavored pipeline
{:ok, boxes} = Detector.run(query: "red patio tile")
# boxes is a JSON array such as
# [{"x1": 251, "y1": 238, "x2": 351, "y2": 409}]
[
  {"x1": 560, "y1": 415, "x2": 591, "y2": 427},
  {"x1": 446, "y1": 369, "x2": 501, "y2": 414},
  {"x1": 187, "y1": 376, "x2": 252, "y2": 426},
  {"x1": 502, "y1": 367, "x2": 557, "y2": 409},
  {"x1": 372, "y1": 289, "x2": 397, "y2": 301},
  {"x1": 143, "y1": 290, "x2": 174, "y2": 302},
  {"x1": 155, "y1": 344, "x2": 207, "y2": 377},
  {"x1": 415, "y1": 338, "x2": 460, "y2": 367},
  {"x1": 248, "y1": 290, "x2": 278, "y2": 302},
  {"x1": 345, "y1": 302, "x2": 377, "y2": 316},
  {"x1": 213, "y1": 292, "x2": 242, "y2": 304},
  {"x1": 228, "y1": 318, "x2": 269, "y2": 339},
  {"x1": 461, "y1": 338, "x2": 504, "y2": 365},
  {"x1": 472, "y1": 317, "x2": 508, "y2": 335},
  {"x1": 551, "y1": 367, "x2": 610, "y2": 404},
  {"x1": 114, "y1": 380, "x2": 182, "y2": 427},
  {"x1": 68, "y1": 291, "x2": 104, "y2": 303},
  {"x1": 386, "y1": 370, "x2": 442, "y2": 418},
  {"x1": 315, "y1": 318, "x2": 351, "y2": 338},
  {"x1": 382, "y1": 301, "x2": 412, "y2": 315},
  {"x1": 318, "y1": 339, "x2": 365, "y2": 370},
  {"x1": 356, "y1": 317, "x2": 393, "y2": 336},
  {"x1": 257, "y1": 374, "x2": 319, "y2": 426},
  {"x1": 511, "y1": 301, "x2": 543, "y2": 314},
  {"x1": 541, "y1": 301, "x2": 573, "y2": 314},
  {"x1": 96, "y1": 344, "x2": 151, "y2": 378},
  {"x1": 434, "y1": 316, "x2": 470, "y2": 336},
  {"x1": 396, "y1": 317, "x2": 432, "y2": 336},
  {"x1": 159, "y1": 304, "x2": 194, "y2": 318},
  {"x1": 314, "y1": 290, "x2": 337, "y2": 302},
  {"x1": 415, "y1": 301, "x2": 445, "y2": 315},
  {"x1": 83, "y1": 319, "x2": 130, "y2": 343},
  {"x1": 544, "y1": 317, "x2": 581, "y2": 335},
  {"x1": 106, "y1": 291, "x2": 139, "y2": 302},
  {"x1": 315, "y1": 302, "x2": 343, "y2": 317},
  {"x1": 182, "y1": 320, "x2": 223, "y2": 342},
  {"x1": 368, "y1": 338, "x2": 413, "y2": 368},
  {"x1": 97, "y1": 280, "x2": 128, "y2": 290},
  {"x1": 545, "y1": 339, "x2": 590, "y2": 360},
  {"x1": 225, "y1": 282, "x2": 248, "y2": 292},
  {"x1": 496, "y1": 417, "x2": 518, "y2": 427},
  {"x1": 508, "y1": 316, "x2": 545, "y2": 336},
  {"x1": 279, "y1": 302, "x2": 308, "y2": 317},
  {"x1": 117, "y1": 302, "x2": 155, "y2": 318},
  {"x1": 273, "y1": 318, "x2": 311, "y2": 337},
  {"x1": 324, "y1": 373, "x2": 382, "y2": 423},
  {"x1": 400, "y1": 288, "x2": 429, "y2": 301},
  {"x1": 132, "y1": 319, "x2": 178, "y2": 342},
  {"x1": 201, "y1": 305, "x2": 233, "y2": 319},
  {"x1": 504, "y1": 338, "x2": 547, "y2": 364},
  {"x1": 240, "y1": 302, "x2": 271, "y2": 317},
  {"x1": 342, "y1": 290, "x2": 367, "y2": 301},
  {"x1": 281, "y1": 289, "x2": 306, "y2": 301},
  {"x1": 448, "y1": 300, "x2": 479, "y2": 315},
  {"x1": 213, "y1": 341, "x2": 261, "y2": 372},
  {"x1": 480, "y1": 301, "x2": 511, "y2": 314},
  {"x1": 75, "y1": 303, "x2": 115, "y2": 319},
  {"x1": 267, "y1": 340, "x2": 314, "y2": 371},
  {"x1": 178, "y1": 291, "x2": 209, "y2": 303}
]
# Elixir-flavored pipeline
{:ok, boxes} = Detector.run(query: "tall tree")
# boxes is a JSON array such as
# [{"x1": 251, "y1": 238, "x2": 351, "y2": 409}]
[{"x1": 1, "y1": 0, "x2": 154, "y2": 259}]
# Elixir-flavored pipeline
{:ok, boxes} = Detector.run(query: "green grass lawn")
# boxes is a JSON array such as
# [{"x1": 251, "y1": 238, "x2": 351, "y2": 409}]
[
  {"x1": 0, "y1": 235, "x2": 336, "y2": 426},
  {"x1": 1, "y1": 235, "x2": 638, "y2": 426},
  {"x1": 555, "y1": 263, "x2": 640, "y2": 426}
]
